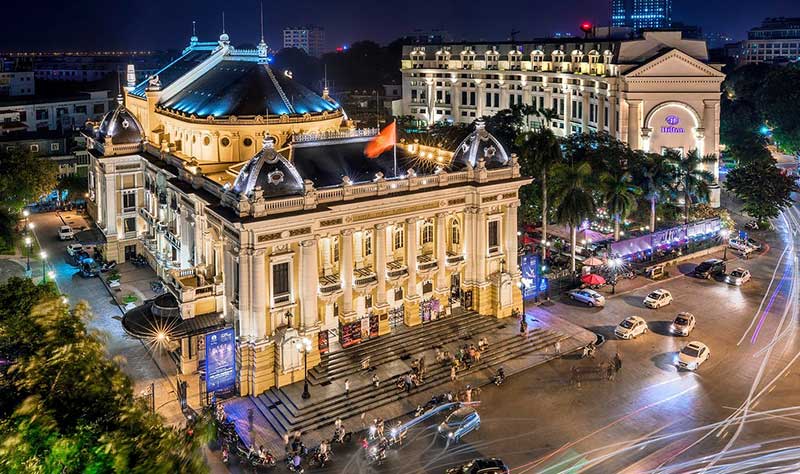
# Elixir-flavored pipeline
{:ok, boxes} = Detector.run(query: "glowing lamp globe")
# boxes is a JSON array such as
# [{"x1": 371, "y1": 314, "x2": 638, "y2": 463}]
[{"x1": 580, "y1": 22, "x2": 593, "y2": 34}]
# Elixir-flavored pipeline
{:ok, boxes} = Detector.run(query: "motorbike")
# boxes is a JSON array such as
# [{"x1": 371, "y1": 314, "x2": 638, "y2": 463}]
[
  {"x1": 308, "y1": 448, "x2": 331, "y2": 468},
  {"x1": 286, "y1": 458, "x2": 305, "y2": 473},
  {"x1": 492, "y1": 369, "x2": 506, "y2": 386},
  {"x1": 150, "y1": 280, "x2": 166, "y2": 294},
  {"x1": 100, "y1": 260, "x2": 117, "y2": 272},
  {"x1": 582, "y1": 344, "x2": 596, "y2": 359},
  {"x1": 366, "y1": 445, "x2": 387, "y2": 466}
]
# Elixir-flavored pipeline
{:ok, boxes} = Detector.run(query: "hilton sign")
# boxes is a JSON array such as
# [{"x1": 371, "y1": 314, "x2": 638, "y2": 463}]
[{"x1": 660, "y1": 115, "x2": 685, "y2": 134}]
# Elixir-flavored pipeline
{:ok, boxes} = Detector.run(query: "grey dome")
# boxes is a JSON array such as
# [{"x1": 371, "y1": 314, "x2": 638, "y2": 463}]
[
  {"x1": 96, "y1": 98, "x2": 144, "y2": 145},
  {"x1": 231, "y1": 138, "x2": 304, "y2": 198},
  {"x1": 451, "y1": 120, "x2": 509, "y2": 170}
]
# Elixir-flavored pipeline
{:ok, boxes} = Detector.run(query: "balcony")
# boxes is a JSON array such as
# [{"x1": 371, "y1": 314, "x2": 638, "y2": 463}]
[
  {"x1": 139, "y1": 207, "x2": 154, "y2": 225},
  {"x1": 446, "y1": 252, "x2": 465, "y2": 266},
  {"x1": 354, "y1": 266, "x2": 377, "y2": 287},
  {"x1": 164, "y1": 230, "x2": 181, "y2": 250},
  {"x1": 166, "y1": 266, "x2": 224, "y2": 319},
  {"x1": 386, "y1": 260, "x2": 408, "y2": 280},
  {"x1": 417, "y1": 254, "x2": 438, "y2": 272},
  {"x1": 319, "y1": 273, "x2": 342, "y2": 295}
]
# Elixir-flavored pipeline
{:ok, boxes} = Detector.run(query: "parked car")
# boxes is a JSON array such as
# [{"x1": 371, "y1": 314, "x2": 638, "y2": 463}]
[
  {"x1": 671, "y1": 312, "x2": 696, "y2": 336},
  {"x1": 57, "y1": 225, "x2": 74, "y2": 240},
  {"x1": 79, "y1": 258, "x2": 101, "y2": 277},
  {"x1": 728, "y1": 238, "x2": 752, "y2": 252},
  {"x1": 693, "y1": 259, "x2": 726, "y2": 279},
  {"x1": 746, "y1": 238, "x2": 763, "y2": 251},
  {"x1": 567, "y1": 288, "x2": 606, "y2": 307},
  {"x1": 446, "y1": 458, "x2": 509, "y2": 474},
  {"x1": 726, "y1": 268, "x2": 751, "y2": 286},
  {"x1": 677, "y1": 341, "x2": 710, "y2": 371},
  {"x1": 438, "y1": 406, "x2": 481, "y2": 442},
  {"x1": 643, "y1": 289, "x2": 673, "y2": 309},
  {"x1": 66, "y1": 243, "x2": 83, "y2": 256},
  {"x1": 615, "y1": 316, "x2": 648, "y2": 339}
]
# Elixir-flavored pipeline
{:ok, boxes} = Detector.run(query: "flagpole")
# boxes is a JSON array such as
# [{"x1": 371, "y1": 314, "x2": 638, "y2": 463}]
[{"x1": 393, "y1": 120, "x2": 397, "y2": 178}]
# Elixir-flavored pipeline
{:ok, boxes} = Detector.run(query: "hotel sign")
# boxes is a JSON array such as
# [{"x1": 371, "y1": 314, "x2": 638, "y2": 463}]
[{"x1": 661, "y1": 115, "x2": 685, "y2": 134}]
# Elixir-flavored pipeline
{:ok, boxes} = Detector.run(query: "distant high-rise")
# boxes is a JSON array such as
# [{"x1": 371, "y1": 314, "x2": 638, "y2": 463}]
[
  {"x1": 741, "y1": 17, "x2": 800, "y2": 64},
  {"x1": 282, "y1": 26, "x2": 325, "y2": 57},
  {"x1": 611, "y1": 0, "x2": 672, "y2": 31}
]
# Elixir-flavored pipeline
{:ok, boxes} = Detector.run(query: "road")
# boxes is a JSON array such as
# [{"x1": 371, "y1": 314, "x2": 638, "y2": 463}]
[{"x1": 292, "y1": 206, "x2": 800, "y2": 473}]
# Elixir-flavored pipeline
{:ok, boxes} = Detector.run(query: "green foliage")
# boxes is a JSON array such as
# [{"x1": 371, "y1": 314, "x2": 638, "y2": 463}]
[
  {"x1": 57, "y1": 174, "x2": 88, "y2": 202},
  {"x1": 0, "y1": 278, "x2": 208, "y2": 474},
  {"x1": 725, "y1": 158, "x2": 798, "y2": 224},
  {"x1": 664, "y1": 149, "x2": 716, "y2": 224},
  {"x1": 758, "y1": 66, "x2": 800, "y2": 153},
  {"x1": 561, "y1": 131, "x2": 639, "y2": 174},
  {"x1": 0, "y1": 148, "x2": 59, "y2": 211},
  {"x1": 600, "y1": 172, "x2": 642, "y2": 240}
]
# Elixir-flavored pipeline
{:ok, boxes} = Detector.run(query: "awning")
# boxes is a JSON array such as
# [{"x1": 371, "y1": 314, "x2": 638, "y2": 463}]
[
  {"x1": 74, "y1": 228, "x2": 107, "y2": 246},
  {"x1": 122, "y1": 296, "x2": 228, "y2": 340}
]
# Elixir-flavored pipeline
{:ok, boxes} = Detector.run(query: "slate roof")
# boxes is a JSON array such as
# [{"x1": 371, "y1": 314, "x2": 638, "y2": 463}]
[{"x1": 129, "y1": 49, "x2": 213, "y2": 98}]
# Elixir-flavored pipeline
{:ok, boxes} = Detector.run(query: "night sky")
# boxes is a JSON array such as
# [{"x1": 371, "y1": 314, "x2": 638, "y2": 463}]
[{"x1": 1, "y1": 0, "x2": 796, "y2": 52}]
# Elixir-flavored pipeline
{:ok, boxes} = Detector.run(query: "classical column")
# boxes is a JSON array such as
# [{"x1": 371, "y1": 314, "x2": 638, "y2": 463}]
[
  {"x1": 251, "y1": 249, "x2": 267, "y2": 339},
  {"x1": 435, "y1": 212, "x2": 448, "y2": 292},
  {"x1": 564, "y1": 89, "x2": 573, "y2": 133},
  {"x1": 608, "y1": 91, "x2": 618, "y2": 137},
  {"x1": 597, "y1": 92, "x2": 607, "y2": 130},
  {"x1": 341, "y1": 229, "x2": 354, "y2": 317},
  {"x1": 703, "y1": 99, "x2": 721, "y2": 207},
  {"x1": 300, "y1": 240, "x2": 319, "y2": 330},
  {"x1": 475, "y1": 208, "x2": 487, "y2": 283},
  {"x1": 374, "y1": 223, "x2": 388, "y2": 307},
  {"x1": 504, "y1": 203, "x2": 519, "y2": 275},
  {"x1": 627, "y1": 99, "x2": 642, "y2": 150},
  {"x1": 238, "y1": 248, "x2": 253, "y2": 339},
  {"x1": 105, "y1": 174, "x2": 117, "y2": 236},
  {"x1": 476, "y1": 82, "x2": 486, "y2": 117},
  {"x1": 451, "y1": 81, "x2": 461, "y2": 120},
  {"x1": 581, "y1": 88, "x2": 590, "y2": 131},
  {"x1": 463, "y1": 207, "x2": 476, "y2": 285},
  {"x1": 405, "y1": 218, "x2": 418, "y2": 297}
]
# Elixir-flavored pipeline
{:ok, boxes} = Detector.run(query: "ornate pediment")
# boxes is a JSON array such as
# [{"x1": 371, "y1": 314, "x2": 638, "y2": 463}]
[{"x1": 625, "y1": 49, "x2": 725, "y2": 79}]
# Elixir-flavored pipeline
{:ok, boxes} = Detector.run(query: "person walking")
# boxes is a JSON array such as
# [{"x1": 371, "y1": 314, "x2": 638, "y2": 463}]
[
  {"x1": 519, "y1": 317, "x2": 527, "y2": 335},
  {"x1": 344, "y1": 378, "x2": 351, "y2": 397},
  {"x1": 372, "y1": 373, "x2": 380, "y2": 388},
  {"x1": 555, "y1": 341, "x2": 562, "y2": 357},
  {"x1": 283, "y1": 431, "x2": 290, "y2": 451},
  {"x1": 613, "y1": 352, "x2": 622, "y2": 373},
  {"x1": 450, "y1": 365, "x2": 457, "y2": 382}
]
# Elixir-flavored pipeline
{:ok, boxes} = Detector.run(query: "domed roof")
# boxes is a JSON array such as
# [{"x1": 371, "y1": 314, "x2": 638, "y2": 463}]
[
  {"x1": 231, "y1": 138, "x2": 305, "y2": 198},
  {"x1": 451, "y1": 120, "x2": 510, "y2": 170},
  {"x1": 96, "y1": 97, "x2": 144, "y2": 145}
]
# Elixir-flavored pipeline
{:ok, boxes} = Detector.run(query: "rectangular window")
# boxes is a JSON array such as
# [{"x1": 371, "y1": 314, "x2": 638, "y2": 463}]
[
  {"x1": 50, "y1": 142, "x2": 60, "y2": 151},
  {"x1": 122, "y1": 192, "x2": 136, "y2": 210},
  {"x1": 123, "y1": 217, "x2": 136, "y2": 233},
  {"x1": 365, "y1": 294, "x2": 373, "y2": 309},
  {"x1": 272, "y1": 262, "x2": 290, "y2": 297},
  {"x1": 394, "y1": 287, "x2": 403, "y2": 301},
  {"x1": 35, "y1": 109, "x2": 48, "y2": 120},
  {"x1": 488, "y1": 220, "x2": 499, "y2": 253},
  {"x1": 461, "y1": 91, "x2": 467, "y2": 104},
  {"x1": 365, "y1": 235, "x2": 372, "y2": 256},
  {"x1": 486, "y1": 92, "x2": 491, "y2": 106},
  {"x1": 93, "y1": 104, "x2": 104, "y2": 114},
  {"x1": 469, "y1": 92, "x2": 476, "y2": 105}
]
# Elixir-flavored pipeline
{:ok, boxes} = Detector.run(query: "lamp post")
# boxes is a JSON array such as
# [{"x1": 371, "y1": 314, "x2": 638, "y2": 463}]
[
  {"x1": 24, "y1": 236, "x2": 31, "y2": 272},
  {"x1": 295, "y1": 337, "x2": 312, "y2": 399},
  {"x1": 40, "y1": 250, "x2": 48, "y2": 283},
  {"x1": 608, "y1": 257, "x2": 622, "y2": 295},
  {"x1": 720, "y1": 229, "x2": 730, "y2": 261},
  {"x1": 22, "y1": 209, "x2": 30, "y2": 230}
]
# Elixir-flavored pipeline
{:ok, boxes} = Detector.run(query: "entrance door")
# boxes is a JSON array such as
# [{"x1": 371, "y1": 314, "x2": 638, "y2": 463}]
[
  {"x1": 389, "y1": 305, "x2": 404, "y2": 328},
  {"x1": 124, "y1": 244, "x2": 137, "y2": 261}
]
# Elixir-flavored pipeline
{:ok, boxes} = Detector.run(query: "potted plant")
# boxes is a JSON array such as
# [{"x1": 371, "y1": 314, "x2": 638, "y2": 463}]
[
  {"x1": 108, "y1": 270, "x2": 121, "y2": 288},
  {"x1": 122, "y1": 293, "x2": 137, "y2": 311}
]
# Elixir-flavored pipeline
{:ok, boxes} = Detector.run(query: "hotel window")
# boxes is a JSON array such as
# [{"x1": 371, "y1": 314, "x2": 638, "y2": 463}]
[
  {"x1": 488, "y1": 220, "x2": 500, "y2": 253},
  {"x1": 421, "y1": 222, "x2": 434, "y2": 245},
  {"x1": 122, "y1": 192, "x2": 136, "y2": 211},
  {"x1": 393, "y1": 228, "x2": 404, "y2": 250},
  {"x1": 451, "y1": 220, "x2": 460, "y2": 246},
  {"x1": 364, "y1": 234, "x2": 372, "y2": 256},
  {"x1": 272, "y1": 262, "x2": 291, "y2": 302},
  {"x1": 123, "y1": 217, "x2": 136, "y2": 233}
]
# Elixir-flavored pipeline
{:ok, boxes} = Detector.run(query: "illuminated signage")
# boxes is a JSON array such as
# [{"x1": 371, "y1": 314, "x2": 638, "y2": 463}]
[{"x1": 661, "y1": 115, "x2": 685, "y2": 134}]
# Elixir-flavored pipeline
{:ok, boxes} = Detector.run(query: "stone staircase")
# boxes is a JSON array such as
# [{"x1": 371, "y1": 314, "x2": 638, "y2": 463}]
[{"x1": 249, "y1": 315, "x2": 568, "y2": 436}]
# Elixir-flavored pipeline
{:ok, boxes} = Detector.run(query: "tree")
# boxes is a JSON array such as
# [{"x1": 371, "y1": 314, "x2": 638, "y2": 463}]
[
  {"x1": 600, "y1": 172, "x2": 641, "y2": 241},
  {"x1": 726, "y1": 157, "x2": 798, "y2": 225},
  {"x1": 630, "y1": 152, "x2": 673, "y2": 233},
  {"x1": 516, "y1": 128, "x2": 563, "y2": 258},
  {"x1": 758, "y1": 66, "x2": 800, "y2": 154},
  {"x1": 0, "y1": 278, "x2": 210, "y2": 473},
  {"x1": 536, "y1": 107, "x2": 559, "y2": 128},
  {"x1": 552, "y1": 162, "x2": 596, "y2": 272},
  {"x1": 561, "y1": 131, "x2": 636, "y2": 176},
  {"x1": 57, "y1": 174, "x2": 88, "y2": 203},
  {"x1": 483, "y1": 105, "x2": 526, "y2": 153},
  {"x1": 665, "y1": 150, "x2": 716, "y2": 225}
]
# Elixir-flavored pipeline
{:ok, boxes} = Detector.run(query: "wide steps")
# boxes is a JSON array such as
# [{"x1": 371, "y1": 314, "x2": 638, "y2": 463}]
[{"x1": 252, "y1": 329, "x2": 568, "y2": 434}]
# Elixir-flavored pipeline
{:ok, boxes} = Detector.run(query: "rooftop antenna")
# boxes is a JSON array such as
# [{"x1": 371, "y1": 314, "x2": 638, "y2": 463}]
[{"x1": 192, "y1": 20, "x2": 196, "y2": 37}]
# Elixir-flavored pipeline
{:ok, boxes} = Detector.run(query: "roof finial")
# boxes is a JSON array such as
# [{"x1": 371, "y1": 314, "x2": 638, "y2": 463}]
[
  {"x1": 219, "y1": 12, "x2": 230, "y2": 45},
  {"x1": 222, "y1": 11, "x2": 226, "y2": 34},
  {"x1": 257, "y1": 2, "x2": 268, "y2": 59},
  {"x1": 192, "y1": 20, "x2": 196, "y2": 37},
  {"x1": 259, "y1": 2, "x2": 264, "y2": 43}
]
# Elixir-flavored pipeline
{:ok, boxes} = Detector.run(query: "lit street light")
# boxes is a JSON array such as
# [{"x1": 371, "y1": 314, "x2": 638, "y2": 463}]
[
  {"x1": 24, "y1": 236, "x2": 32, "y2": 272},
  {"x1": 608, "y1": 257, "x2": 623, "y2": 294},
  {"x1": 720, "y1": 229, "x2": 731, "y2": 260},
  {"x1": 296, "y1": 337, "x2": 313, "y2": 399},
  {"x1": 40, "y1": 250, "x2": 47, "y2": 283}
]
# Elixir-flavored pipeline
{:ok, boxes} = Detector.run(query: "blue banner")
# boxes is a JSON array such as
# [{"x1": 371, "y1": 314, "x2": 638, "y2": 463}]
[{"x1": 206, "y1": 327, "x2": 236, "y2": 393}]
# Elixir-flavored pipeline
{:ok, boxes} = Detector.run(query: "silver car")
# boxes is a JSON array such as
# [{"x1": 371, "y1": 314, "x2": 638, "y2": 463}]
[
  {"x1": 567, "y1": 289, "x2": 606, "y2": 307},
  {"x1": 671, "y1": 312, "x2": 696, "y2": 336},
  {"x1": 726, "y1": 268, "x2": 751, "y2": 286}
]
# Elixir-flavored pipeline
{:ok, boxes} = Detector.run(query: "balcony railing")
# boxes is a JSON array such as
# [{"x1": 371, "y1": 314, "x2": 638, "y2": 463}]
[
  {"x1": 354, "y1": 266, "x2": 377, "y2": 286},
  {"x1": 386, "y1": 260, "x2": 408, "y2": 279},
  {"x1": 319, "y1": 273, "x2": 342, "y2": 294},
  {"x1": 417, "y1": 254, "x2": 438, "y2": 272},
  {"x1": 446, "y1": 252, "x2": 465, "y2": 266}
]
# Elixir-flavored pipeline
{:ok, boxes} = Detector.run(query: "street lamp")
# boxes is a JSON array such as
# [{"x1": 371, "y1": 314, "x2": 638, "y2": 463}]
[
  {"x1": 28, "y1": 222, "x2": 35, "y2": 231},
  {"x1": 24, "y1": 236, "x2": 32, "y2": 272},
  {"x1": 40, "y1": 250, "x2": 48, "y2": 283},
  {"x1": 608, "y1": 257, "x2": 623, "y2": 294},
  {"x1": 295, "y1": 337, "x2": 312, "y2": 399},
  {"x1": 720, "y1": 229, "x2": 731, "y2": 260}
]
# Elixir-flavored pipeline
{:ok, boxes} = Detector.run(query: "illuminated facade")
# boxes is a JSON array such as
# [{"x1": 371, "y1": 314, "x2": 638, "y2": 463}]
[
  {"x1": 741, "y1": 17, "x2": 800, "y2": 64},
  {"x1": 85, "y1": 32, "x2": 528, "y2": 395},
  {"x1": 400, "y1": 30, "x2": 725, "y2": 206},
  {"x1": 611, "y1": 0, "x2": 672, "y2": 30}
]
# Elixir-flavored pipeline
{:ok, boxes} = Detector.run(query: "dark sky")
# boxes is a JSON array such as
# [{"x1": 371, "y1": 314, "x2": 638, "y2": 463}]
[{"x1": 1, "y1": 0, "x2": 796, "y2": 52}]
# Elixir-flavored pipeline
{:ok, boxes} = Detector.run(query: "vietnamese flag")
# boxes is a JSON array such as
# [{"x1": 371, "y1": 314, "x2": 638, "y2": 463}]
[{"x1": 364, "y1": 121, "x2": 396, "y2": 158}]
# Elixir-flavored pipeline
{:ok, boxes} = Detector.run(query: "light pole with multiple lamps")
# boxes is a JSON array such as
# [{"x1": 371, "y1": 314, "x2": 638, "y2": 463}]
[
  {"x1": 720, "y1": 229, "x2": 731, "y2": 261},
  {"x1": 40, "y1": 251, "x2": 48, "y2": 283},
  {"x1": 24, "y1": 236, "x2": 32, "y2": 272},
  {"x1": 295, "y1": 337, "x2": 312, "y2": 399}
]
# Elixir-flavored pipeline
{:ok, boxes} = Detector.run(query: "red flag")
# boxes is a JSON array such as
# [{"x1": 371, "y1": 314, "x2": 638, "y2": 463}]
[{"x1": 364, "y1": 121, "x2": 396, "y2": 158}]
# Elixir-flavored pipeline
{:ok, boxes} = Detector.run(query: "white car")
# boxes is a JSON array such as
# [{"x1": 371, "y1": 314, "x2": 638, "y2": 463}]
[
  {"x1": 567, "y1": 289, "x2": 605, "y2": 307},
  {"x1": 677, "y1": 341, "x2": 710, "y2": 371},
  {"x1": 671, "y1": 312, "x2": 696, "y2": 336},
  {"x1": 726, "y1": 268, "x2": 751, "y2": 286},
  {"x1": 615, "y1": 316, "x2": 648, "y2": 339},
  {"x1": 728, "y1": 238, "x2": 753, "y2": 252},
  {"x1": 58, "y1": 225, "x2": 74, "y2": 240},
  {"x1": 66, "y1": 243, "x2": 83, "y2": 256},
  {"x1": 643, "y1": 289, "x2": 673, "y2": 309}
]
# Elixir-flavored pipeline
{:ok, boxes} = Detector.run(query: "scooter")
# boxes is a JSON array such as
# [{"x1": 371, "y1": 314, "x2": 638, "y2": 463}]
[
  {"x1": 308, "y1": 448, "x2": 331, "y2": 468},
  {"x1": 492, "y1": 368, "x2": 506, "y2": 386},
  {"x1": 331, "y1": 427, "x2": 351, "y2": 444}
]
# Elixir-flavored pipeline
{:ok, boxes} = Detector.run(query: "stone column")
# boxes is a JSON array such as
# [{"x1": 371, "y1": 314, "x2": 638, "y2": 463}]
[
  {"x1": 105, "y1": 174, "x2": 117, "y2": 236},
  {"x1": 435, "y1": 212, "x2": 448, "y2": 292},
  {"x1": 504, "y1": 203, "x2": 519, "y2": 275},
  {"x1": 341, "y1": 229, "x2": 354, "y2": 318},
  {"x1": 251, "y1": 249, "x2": 267, "y2": 340},
  {"x1": 451, "y1": 81, "x2": 461, "y2": 120},
  {"x1": 462, "y1": 207, "x2": 475, "y2": 285},
  {"x1": 609, "y1": 91, "x2": 618, "y2": 137},
  {"x1": 564, "y1": 89, "x2": 573, "y2": 133},
  {"x1": 703, "y1": 99, "x2": 721, "y2": 207},
  {"x1": 238, "y1": 248, "x2": 253, "y2": 339},
  {"x1": 475, "y1": 208, "x2": 487, "y2": 283},
  {"x1": 581, "y1": 87, "x2": 590, "y2": 131},
  {"x1": 598, "y1": 93, "x2": 607, "y2": 130},
  {"x1": 627, "y1": 99, "x2": 642, "y2": 149},
  {"x1": 404, "y1": 217, "x2": 421, "y2": 326},
  {"x1": 300, "y1": 240, "x2": 319, "y2": 330},
  {"x1": 374, "y1": 223, "x2": 390, "y2": 334},
  {"x1": 476, "y1": 82, "x2": 486, "y2": 117}
]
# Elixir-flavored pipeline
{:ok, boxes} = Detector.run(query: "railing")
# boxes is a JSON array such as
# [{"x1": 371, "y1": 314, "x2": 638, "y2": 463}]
[
  {"x1": 273, "y1": 294, "x2": 291, "y2": 305},
  {"x1": 165, "y1": 230, "x2": 181, "y2": 250},
  {"x1": 387, "y1": 261, "x2": 408, "y2": 279},
  {"x1": 446, "y1": 253, "x2": 465, "y2": 265},
  {"x1": 417, "y1": 255, "x2": 438, "y2": 272},
  {"x1": 293, "y1": 128, "x2": 378, "y2": 144},
  {"x1": 139, "y1": 207, "x2": 154, "y2": 225},
  {"x1": 319, "y1": 273, "x2": 342, "y2": 294},
  {"x1": 264, "y1": 196, "x2": 304, "y2": 210},
  {"x1": 354, "y1": 269, "x2": 377, "y2": 286}
]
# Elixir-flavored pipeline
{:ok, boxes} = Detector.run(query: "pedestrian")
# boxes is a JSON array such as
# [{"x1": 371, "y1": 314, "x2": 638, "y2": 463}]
[
  {"x1": 247, "y1": 408, "x2": 254, "y2": 431},
  {"x1": 360, "y1": 412, "x2": 367, "y2": 430},
  {"x1": 361, "y1": 356, "x2": 370, "y2": 371},
  {"x1": 614, "y1": 352, "x2": 622, "y2": 372},
  {"x1": 283, "y1": 431, "x2": 290, "y2": 450},
  {"x1": 606, "y1": 362, "x2": 615, "y2": 381},
  {"x1": 465, "y1": 385, "x2": 472, "y2": 403},
  {"x1": 450, "y1": 365, "x2": 457, "y2": 382},
  {"x1": 344, "y1": 378, "x2": 350, "y2": 397},
  {"x1": 520, "y1": 317, "x2": 528, "y2": 335},
  {"x1": 372, "y1": 373, "x2": 380, "y2": 388},
  {"x1": 335, "y1": 417, "x2": 342, "y2": 431},
  {"x1": 555, "y1": 341, "x2": 562, "y2": 357}
]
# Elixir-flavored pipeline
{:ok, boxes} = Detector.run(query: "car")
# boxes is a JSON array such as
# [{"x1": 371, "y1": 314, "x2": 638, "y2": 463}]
[
  {"x1": 446, "y1": 458, "x2": 510, "y2": 474},
  {"x1": 79, "y1": 258, "x2": 101, "y2": 277},
  {"x1": 438, "y1": 406, "x2": 481, "y2": 442},
  {"x1": 693, "y1": 259, "x2": 726, "y2": 279},
  {"x1": 671, "y1": 312, "x2": 696, "y2": 336},
  {"x1": 615, "y1": 316, "x2": 648, "y2": 339},
  {"x1": 643, "y1": 289, "x2": 673, "y2": 309},
  {"x1": 677, "y1": 341, "x2": 710, "y2": 371},
  {"x1": 726, "y1": 268, "x2": 751, "y2": 286},
  {"x1": 57, "y1": 225, "x2": 74, "y2": 240},
  {"x1": 728, "y1": 238, "x2": 753, "y2": 252},
  {"x1": 66, "y1": 243, "x2": 83, "y2": 256},
  {"x1": 567, "y1": 289, "x2": 605, "y2": 307},
  {"x1": 746, "y1": 238, "x2": 763, "y2": 251}
]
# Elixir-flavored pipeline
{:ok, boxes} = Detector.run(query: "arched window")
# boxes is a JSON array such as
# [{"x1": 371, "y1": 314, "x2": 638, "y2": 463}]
[
  {"x1": 421, "y1": 222, "x2": 434, "y2": 245},
  {"x1": 393, "y1": 228, "x2": 404, "y2": 250},
  {"x1": 451, "y1": 219, "x2": 461, "y2": 246}
]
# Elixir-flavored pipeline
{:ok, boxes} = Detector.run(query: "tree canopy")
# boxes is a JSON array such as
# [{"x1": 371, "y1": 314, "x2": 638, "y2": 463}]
[{"x1": 0, "y1": 278, "x2": 209, "y2": 474}]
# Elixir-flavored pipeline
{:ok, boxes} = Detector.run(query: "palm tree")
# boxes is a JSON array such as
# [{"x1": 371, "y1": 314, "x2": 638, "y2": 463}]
[
  {"x1": 516, "y1": 128, "x2": 563, "y2": 259},
  {"x1": 553, "y1": 162, "x2": 596, "y2": 272},
  {"x1": 633, "y1": 152, "x2": 674, "y2": 233},
  {"x1": 600, "y1": 172, "x2": 641, "y2": 241},
  {"x1": 666, "y1": 149, "x2": 716, "y2": 224},
  {"x1": 536, "y1": 107, "x2": 559, "y2": 129}
]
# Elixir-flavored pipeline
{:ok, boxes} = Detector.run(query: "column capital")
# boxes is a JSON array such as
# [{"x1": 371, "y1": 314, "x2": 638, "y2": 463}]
[
  {"x1": 436, "y1": 211, "x2": 449, "y2": 219},
  {"x1": 300, "y1": 239, "x2": 317, "y2": 248},
  {"x1": 374, "y1": 222, "x2": 387, "y2": 230},
  {"x1": 341, "y1": 228, "x2": 353, "y2": 236},
  {"x1": 506, "y1": 201, "x2": 519, "y2": 210},
  {"x1": 405, "y1": 217, "x2": 418, "y2": 225}
]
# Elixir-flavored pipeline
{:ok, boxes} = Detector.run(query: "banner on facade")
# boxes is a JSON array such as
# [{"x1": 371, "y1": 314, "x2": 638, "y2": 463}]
[{"x1": 205, "y1": 327, "x2": 236, "y2": 393}]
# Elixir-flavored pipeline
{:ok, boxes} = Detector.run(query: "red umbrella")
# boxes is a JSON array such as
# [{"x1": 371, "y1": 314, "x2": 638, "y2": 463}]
[
  {"x1": 522, "y1": 235, "x2": 537, "y2": 246},
  {"x1": 581, "y1": 273, "x2": 606, "y2": 286}
]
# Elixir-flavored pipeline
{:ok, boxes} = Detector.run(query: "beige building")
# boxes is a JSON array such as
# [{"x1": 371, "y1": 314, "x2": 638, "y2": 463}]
[
  {"x1": 401, "y1": 30, "x2": 725, "y2": 206},
  {"x1": 85, "y1": 32, "x2": 528, "y2": 396}
]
